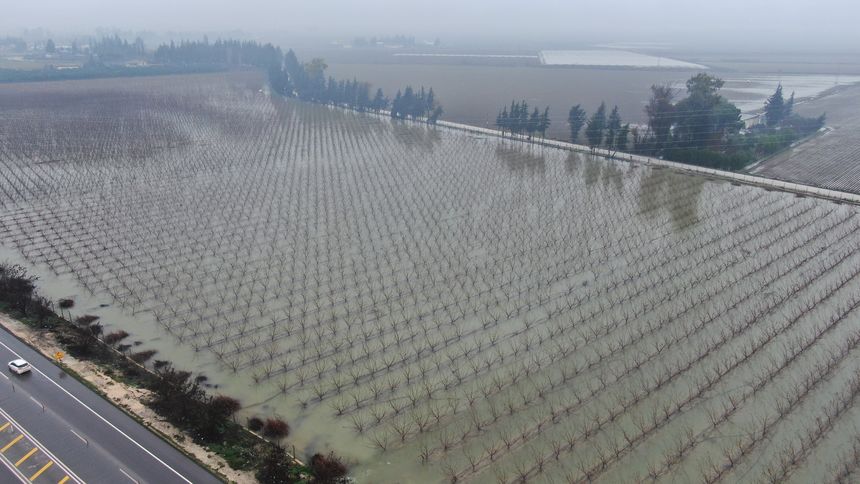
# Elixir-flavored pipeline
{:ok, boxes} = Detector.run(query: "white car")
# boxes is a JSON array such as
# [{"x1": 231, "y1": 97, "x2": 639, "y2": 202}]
[{"x1": 8, "y1": 359, "x2": 31, "y2": 375}]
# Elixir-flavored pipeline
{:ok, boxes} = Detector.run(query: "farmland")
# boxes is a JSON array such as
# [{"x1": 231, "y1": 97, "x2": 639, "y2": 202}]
[
  {"x1": 750, "y1": 82, "x2": 860, "y2": 193},
  {"x1": 538, "y1": 50, "x2": 707, "y2": 69},
  {"x1": 324, "y1": 57, "x2": 860, "y2": 141},
  {"x1": 1, "y1": 71, "x2": 860, "y2": 483}
]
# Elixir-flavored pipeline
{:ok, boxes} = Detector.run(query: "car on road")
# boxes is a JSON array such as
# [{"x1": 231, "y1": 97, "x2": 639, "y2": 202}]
[{"x1": 8, "y1": 359, "x2": 31, "y2": 375}]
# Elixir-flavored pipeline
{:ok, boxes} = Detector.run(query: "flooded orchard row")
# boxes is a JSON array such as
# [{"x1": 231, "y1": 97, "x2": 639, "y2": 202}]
[{"x1": 1, "y1": 72, "x2": 859, "y2": 483}]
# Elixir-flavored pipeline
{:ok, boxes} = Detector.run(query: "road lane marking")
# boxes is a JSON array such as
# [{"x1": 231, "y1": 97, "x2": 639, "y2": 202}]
[
  {"x1": 0, "y1": 338, "x2": 194, "y2": 483},
  {"x1": 15, "y1": 447, "x2": 38, "y2": 467},
  {"x1": 0, "y1": 408, "x2": 82, "y2": 483},
  {"x1": 0, "y1": 456, "x2": 27, "y2": 483},
  {"x1": 58, "y1": 477, "x2": 69, "y2": 484},
  {"x1": 119, "y1": 468, "x2": 139, "y2": 483},
  {"x1": 0, "y1": 422, "x2": 9, "y2": 432},
  {"x1": 68, "y1": 430, "x2": 86, "y2": 445},
  {"x1": 0, "y1": 372, "x2": 8, "y2": 379},
  {"x1": 1, "y1": 435, "x2": 23, "y2": 452},
  {"x1": 29, "y1": 460, "x2": 52, "y2": 481}
]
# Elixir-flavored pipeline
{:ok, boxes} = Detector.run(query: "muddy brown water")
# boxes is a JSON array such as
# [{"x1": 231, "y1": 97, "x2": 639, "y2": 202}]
[{"x1": 1, "y1": 72, "x2": 859, "y2": 482}]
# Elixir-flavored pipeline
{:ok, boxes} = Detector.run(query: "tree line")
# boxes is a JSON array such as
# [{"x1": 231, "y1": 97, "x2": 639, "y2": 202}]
[
  {"x1": 153, "y1": 39, "x2": 283, "y2": 70},
  {"x1": 70, "y1": 36, "x2": 445, "y2": 123},
  {"x1": 3, "y1": 35, "x2": 446, "y2": 124},
  {"x1": 271, "y1": 48, "x2": 444, "y2": 122},
  {"x1": 635, "y1": 74, "x2": 824, "y2": 169},
  {"x1": 579, "y1": 103, "x2": 630, "y2": 152},
  {"x1": 392, "y1": 86, "x2": 444, "y2": 122},
  {"x1": 0, "y1": 36, "x2": 27, "y2": 52},
  {"x1": 495, "y1": 101, "x2": 551, "y2": 139},
  {"x1": 154, "y1": 39, "x2": 444, "y2": 122},
  {"x1": 91, "y1": 34, "x2": 146, "y2": 61},
  {"x1": 554, "y1": 73, "x2": 826, "y2": 171}
]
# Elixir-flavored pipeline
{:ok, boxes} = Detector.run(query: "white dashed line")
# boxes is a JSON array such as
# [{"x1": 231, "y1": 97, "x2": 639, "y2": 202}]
[
  {"x1": 119, "y1": 467, "x2": 139, "y2": 483},
  {"x1": 69, "y1": 429, "x2": 88, "y2": 445}
]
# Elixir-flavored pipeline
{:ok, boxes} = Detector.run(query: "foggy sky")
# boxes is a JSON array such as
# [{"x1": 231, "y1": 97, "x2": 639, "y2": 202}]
[{"x1": 4, "y1": 0, "x2": 858, "y2": 50}]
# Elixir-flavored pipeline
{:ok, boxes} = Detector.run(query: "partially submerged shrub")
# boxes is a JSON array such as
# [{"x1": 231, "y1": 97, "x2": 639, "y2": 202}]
[
  {"x1": 262, "y1": 418, "x2": 290, "y2": 441},
  {"x1": 0, "y1": 263, "x2": 37, "y2": 313},
  {"x1": 310, "y1": 452, "x2": 348, "y2": 483},
  {"x1": 248, "y1": 416, "x2": 264, "y2": 432},
  {"x1": 256, "y1": 446, "x2": 296, "y2": 484},
  {"x1": 104, "y1": 330, "x2": 130, "y2": 345},
  {"x1": 211, "y1": 395, "x2": 241, "y2": 419},
  {"x1": 129, "y1": 349, "x2": 157, "y2": 363},
  {"x1": 149, "y1": 363, "x2": 224, "y2": 442},
  {"x1": 75, "y1": 314, "x2": 100, "y2": 325}
]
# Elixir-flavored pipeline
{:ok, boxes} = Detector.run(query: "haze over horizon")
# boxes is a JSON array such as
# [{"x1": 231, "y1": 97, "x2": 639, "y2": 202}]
[{"x1": 4, "y1": 0, "x2": 859, "y2": 52}]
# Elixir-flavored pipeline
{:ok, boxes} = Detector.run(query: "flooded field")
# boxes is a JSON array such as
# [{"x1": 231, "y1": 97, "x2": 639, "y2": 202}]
[
  {"x1": 324, "y1": 55, "x2": 860, "y2": 140},
  {"x1": 539, "y1": 50, "x2": 707, "y2": 69},
  {"x1": 750, "y1": 82, "x2": 860, "y2": 193},
  {"x1": 2, "y1": 72, "x2": 860, "y2": 483}
]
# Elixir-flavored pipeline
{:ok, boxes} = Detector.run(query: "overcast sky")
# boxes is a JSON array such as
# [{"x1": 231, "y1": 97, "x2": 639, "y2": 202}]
[{"x1": 3, "y1": 0, "x2": 858, "y2": 50}]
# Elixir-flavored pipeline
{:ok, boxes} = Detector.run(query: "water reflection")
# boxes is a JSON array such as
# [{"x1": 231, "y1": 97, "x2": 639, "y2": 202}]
[
  {"x1": 583, "y1": 154, "x2": 601, "y2": 187},
  {"x1": 637, "y1": 168, "x2": 705, "y2": 231},
  {"x1": 601, "y1": 161, "x2": 625, "y2": 194},
  {"x1": 670, "y1": 175, "x2": 705, "y2": 231},
  {"x1": 637, "y1": 167, "x2": 666, "y2": 219},
  {"x1": 495, "y1": 143, "x2": 546, "y2": 175},
  {"x1": 564, "y1": 151, "x2": 582, "y2": 175},
  {"x1": 390, "y1": 119, "x2": 442, "y2": 153}
]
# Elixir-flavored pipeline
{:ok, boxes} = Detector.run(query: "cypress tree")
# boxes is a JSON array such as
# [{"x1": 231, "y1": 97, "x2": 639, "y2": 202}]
[
  {"x1": 518, "y1": 101, "x2": 529, "y2": 136},
  {"x1": 539, "y1": 106, "x2": 551, "y2": 138},
  {"x1": 568, "y1": 104, "x2": 587, "y2": 144},
  {"x1": 496, "y1": 107, "x2": 509, "y2": 134},
  {"x1": 764, "y1": 84, "x2": 785, "y2": 127},
  {"x1": 616, "y1": 124, "x2": 630, "y2": 152},
  {"x1": 607, "y1": 106, "x2": 622, "y2": 150},
  {"x1": 391, "y1": 90, "x2": 402, "y2": 118},
  {"x1": 585, "y1": 102, "x2": 607, "y2": 149},
  {"x1": 784, "y1": 91, "x2": 795, "y2": 119}
]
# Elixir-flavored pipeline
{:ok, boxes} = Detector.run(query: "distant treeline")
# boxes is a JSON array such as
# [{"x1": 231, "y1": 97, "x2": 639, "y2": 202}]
[
  {"x1": 1, "y1": 36, "x2": 445, "y2": 122},
  {"x1": 495, "y1": 101, "x2": 551, "y2": 139},
  {"x1": 0, "y1": 36, "x2": 27, "y2": 52},
  {"x1": 634, "y1": 75, "x2": 824, "y2": 169},
  {"x1": 91, "y1": 35, "x2": 146, "y2": 61},
  {"x1": 391, "y1": 86, "x2": 443, "y2": 121},
  {"x1": 154, "y1": 39, "x2": 283, "y2": 69},
  {"x1": 553, "y1": 74, "x2": 825, "y2": 171},
  {"x1": 270, "y1": 48, "x2": 443, "y2": 121},
  {"x1": 0, "y1": 37, "x2": 278, "y2": 83}
]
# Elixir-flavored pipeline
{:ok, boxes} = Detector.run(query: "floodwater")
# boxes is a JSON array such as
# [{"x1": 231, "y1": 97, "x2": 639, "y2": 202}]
[
  {"x1": 539, "y1": 50, "x2": 707, "y2": 69},
  {"x1": 322, "y1": 48, "x2": 860, "y2": 139},
  {"x1": 1, "y1": 72, "x2": 860, "y2": 483}
]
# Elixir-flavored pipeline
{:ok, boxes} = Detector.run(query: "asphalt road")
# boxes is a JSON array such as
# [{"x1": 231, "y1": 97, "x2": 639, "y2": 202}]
[{"x1": 0, "y1": 327, "x2": 222, "y2": 484}]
